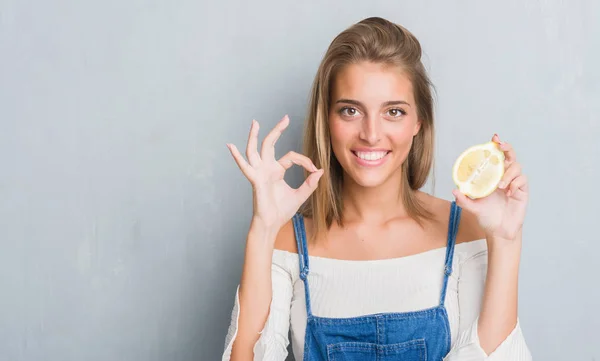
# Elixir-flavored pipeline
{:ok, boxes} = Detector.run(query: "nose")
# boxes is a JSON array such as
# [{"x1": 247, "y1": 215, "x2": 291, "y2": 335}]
[{"x1": 359, "y1": 115, "x2": 382, "y2": 144}]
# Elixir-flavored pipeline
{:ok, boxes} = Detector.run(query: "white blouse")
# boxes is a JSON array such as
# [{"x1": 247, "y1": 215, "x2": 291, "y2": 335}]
[{"x1": 222, "y1": 239, "x2": 532, "y2": 361}]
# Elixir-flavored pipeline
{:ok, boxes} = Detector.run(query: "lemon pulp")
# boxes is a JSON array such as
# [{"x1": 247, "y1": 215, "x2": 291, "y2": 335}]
[{"x1": 452, "y1": 141, "x2": 505, "y2": 199}]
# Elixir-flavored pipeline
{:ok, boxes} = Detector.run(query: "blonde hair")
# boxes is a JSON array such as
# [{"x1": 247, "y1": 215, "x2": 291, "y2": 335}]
[{"x1": 300, "y1": 17, "x2": 436, "y2": 239}]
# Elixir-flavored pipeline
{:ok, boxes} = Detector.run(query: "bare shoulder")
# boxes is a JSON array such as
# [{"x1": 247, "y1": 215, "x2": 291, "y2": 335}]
[
  {"x1": 419, "y1": 192, "x2": 485, "y2": 245},
  {"x1": 273, "y1": 216, "x2": 314, "y2": 254},
  {"x1": 456, "y1": 206, "x2": 486, "y2": 244},
  {"x1": 273, "y1": 219, "x2": 297, "y2": 253}
]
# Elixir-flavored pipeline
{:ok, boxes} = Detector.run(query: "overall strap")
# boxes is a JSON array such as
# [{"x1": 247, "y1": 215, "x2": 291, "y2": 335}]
[
  {"x1": 440, "y1": 201, "x2": 462, "y2": 306},
  {"x1": 292, "y1": 213, "x2": 313, "y2": 317}
]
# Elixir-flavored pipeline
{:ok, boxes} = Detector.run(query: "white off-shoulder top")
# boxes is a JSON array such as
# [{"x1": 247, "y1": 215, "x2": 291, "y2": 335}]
[{"x1": 222, "y1": 239, "x2": 532, "y2": 360}]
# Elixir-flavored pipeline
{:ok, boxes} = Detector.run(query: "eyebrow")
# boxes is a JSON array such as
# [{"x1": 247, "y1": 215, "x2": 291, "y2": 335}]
[{"x1": 335, "y1": 99, "x2": 411, "y2": 107}]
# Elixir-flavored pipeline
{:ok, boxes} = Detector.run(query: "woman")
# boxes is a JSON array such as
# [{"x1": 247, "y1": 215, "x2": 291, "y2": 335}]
[{"x1": 222, "y1": 17, "x2": 531, "y2": 361}]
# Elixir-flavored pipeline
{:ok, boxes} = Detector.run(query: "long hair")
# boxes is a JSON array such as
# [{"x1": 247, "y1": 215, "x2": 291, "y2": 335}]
[{"x1": 300, "y1": 17, "x2": 436, "y2": 240}]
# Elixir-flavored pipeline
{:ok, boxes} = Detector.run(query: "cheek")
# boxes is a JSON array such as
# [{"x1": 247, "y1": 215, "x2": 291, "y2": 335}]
[
  {"x1": 395, "y1": 129, "x2": 415, "y2": 146},
  {"x1": 388, "y1": 121, "x2": 418, "y2": 146},
  {"x1": 329, "y1": 119, "x2": 355, "y2": 147}
]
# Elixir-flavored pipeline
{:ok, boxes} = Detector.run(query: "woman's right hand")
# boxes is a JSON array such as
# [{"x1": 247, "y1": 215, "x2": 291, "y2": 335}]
[{"x1": 227, "y1": 115, "x2": 324, "y2": 232}]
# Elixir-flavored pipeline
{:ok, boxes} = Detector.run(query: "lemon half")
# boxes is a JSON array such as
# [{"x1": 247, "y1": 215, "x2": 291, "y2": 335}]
[{"x1": 452, "y1": 141, "x2": 505, "y2": 199}]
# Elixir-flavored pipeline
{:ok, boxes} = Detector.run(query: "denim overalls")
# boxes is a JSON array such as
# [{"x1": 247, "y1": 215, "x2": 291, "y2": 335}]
[{"x1": 291, "y1": 201, "x2": 462, "y2": 361}]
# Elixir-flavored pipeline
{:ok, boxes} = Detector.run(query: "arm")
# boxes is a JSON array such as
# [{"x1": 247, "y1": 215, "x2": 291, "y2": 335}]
[
  {"x1": 223, "y1": 247, "x2": 294, "y2": 361},
  {"x1": 450, "y1": 134, "x2": 531, "y2": 359},
  {"x1": 225, "y1": 115, "x2": 323, "y2": 360},
  {"x1": 444, "y1": 241, "x2": 532, "y2": 361},
  {"x1": 477, "y1": 233, "x2": 521, "y2": 353},
  {"x1": 229, "y1": 220, "x2": 281, "y2": 360}
]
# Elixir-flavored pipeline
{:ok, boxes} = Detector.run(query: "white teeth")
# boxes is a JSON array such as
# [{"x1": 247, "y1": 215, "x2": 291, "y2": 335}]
[{"x1": 355, "y1": 151, "x2": 387, "y2": 161}]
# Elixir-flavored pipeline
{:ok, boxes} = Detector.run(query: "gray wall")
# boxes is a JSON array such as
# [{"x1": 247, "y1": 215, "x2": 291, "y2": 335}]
[{"x1": 1, "y1": 0, "x2": 598, "y2": 360}]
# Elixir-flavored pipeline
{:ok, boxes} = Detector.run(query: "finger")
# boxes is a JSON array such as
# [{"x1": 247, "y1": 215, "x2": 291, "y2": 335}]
[
  {"x1": 227, "y1": 143, "x2": 255, "y2": 181},
  {"x1": 294, "y1": 169, "x2": 324, "y2": 202},
  {"x1": 246, "y1": 119, "x2": 261, "y2": 166},
  {"x1": 507, "y1": 174, "x2": 528, "y2": 198},
  {"x1": 278, "y1": 151, "x2": 318, "y2": 172},
  {"x1": 500, "y1": 142, "x2": 516, "y2": 165},
  {"x1": 494, "y1": 135, "x2": 516, "y2": 165},
  {"x1": 452, "y1": 189, "x2": 479, "y2": 213},
  {"x1": 498, "y1": 162, "x2": 522, "y2": 190},
  {"x1": 261, "y1": 115, "x2": 290, "y2": 160}
]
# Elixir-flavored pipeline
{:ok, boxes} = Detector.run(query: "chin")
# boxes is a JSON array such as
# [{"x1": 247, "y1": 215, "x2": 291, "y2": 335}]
[{"x1": 345, "y1": 170, "x2": 393, "y2": 188}]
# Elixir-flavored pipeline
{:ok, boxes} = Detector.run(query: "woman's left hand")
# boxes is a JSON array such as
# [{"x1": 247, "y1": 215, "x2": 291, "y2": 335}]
[{"x1": 453, "y1": 134, "x2": 529, "y2": 241}]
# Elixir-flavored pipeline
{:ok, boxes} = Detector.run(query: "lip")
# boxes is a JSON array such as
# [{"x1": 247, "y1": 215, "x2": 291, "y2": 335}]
[
  {"x1": 351, "y1": 147, "x2": 390, "y2": 152},
  {"x1": 351, "y1": 149, "x2": 391, "y2": 167}
]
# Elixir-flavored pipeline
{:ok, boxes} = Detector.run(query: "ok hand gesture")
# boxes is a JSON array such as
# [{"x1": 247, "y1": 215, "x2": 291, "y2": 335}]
[{"x1": 227, "y1": 115, "x2": 324, "y2": 231}]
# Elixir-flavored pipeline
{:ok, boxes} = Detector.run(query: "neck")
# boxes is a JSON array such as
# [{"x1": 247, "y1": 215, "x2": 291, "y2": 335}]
[{"x1": 341, "y1": 168, "x2": 409, "y2": 224}]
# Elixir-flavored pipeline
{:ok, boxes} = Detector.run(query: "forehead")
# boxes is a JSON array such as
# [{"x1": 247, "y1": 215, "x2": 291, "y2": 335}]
[{"x1": 331, "y1": 62, "x2": 414, "y2": 103}]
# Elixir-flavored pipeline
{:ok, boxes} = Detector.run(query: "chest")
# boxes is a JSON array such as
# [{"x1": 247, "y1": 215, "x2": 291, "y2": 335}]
[
  {"x1": 288, "y1": 256, "x2": 461, "y2": 360},
  {"x1": 309, "y1": 219, "x2": 449, "y2": 261}
]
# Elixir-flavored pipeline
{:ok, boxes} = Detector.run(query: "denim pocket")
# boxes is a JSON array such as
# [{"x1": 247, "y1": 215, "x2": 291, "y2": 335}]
[{"x1": 326, "y1": 338, "x2": 426, "y2": 361}]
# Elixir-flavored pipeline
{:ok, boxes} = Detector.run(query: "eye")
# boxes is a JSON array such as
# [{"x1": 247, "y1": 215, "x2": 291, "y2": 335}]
[
  {"x1": 387, "y1": 108, "x2": 407, "y2": 117},
  {"x1": 339, "y1": 106, "x2": 360, "y2": 117}
]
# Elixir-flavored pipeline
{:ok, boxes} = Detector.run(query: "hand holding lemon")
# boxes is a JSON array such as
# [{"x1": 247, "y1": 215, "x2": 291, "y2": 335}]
[{"x1": 452, "y1": 134, "x2": 528, "y2": 241}]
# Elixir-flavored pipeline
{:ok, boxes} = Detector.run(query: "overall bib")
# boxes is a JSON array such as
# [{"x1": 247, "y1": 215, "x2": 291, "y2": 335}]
[{"x1": 291, "y1": 201, "x2": 462, "y2": 361}]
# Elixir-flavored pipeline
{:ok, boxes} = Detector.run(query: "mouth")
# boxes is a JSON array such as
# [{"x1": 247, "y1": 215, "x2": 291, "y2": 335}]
[{"x1": 351, "y1": 150, "x2": 391, "y2": 167}]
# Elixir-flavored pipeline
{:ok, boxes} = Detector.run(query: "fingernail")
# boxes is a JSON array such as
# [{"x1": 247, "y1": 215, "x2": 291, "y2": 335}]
[
  {"x1": 498, "y1": 181, "x2": 506, "y2": 189},
  {"x1": 312, "y1": 165, "x2": 318, "y2": 171}
]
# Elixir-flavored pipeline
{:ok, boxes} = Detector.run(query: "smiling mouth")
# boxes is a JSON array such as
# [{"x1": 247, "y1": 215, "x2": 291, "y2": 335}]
[{"x1": 350, "y1": 150, "x2": 391, "y2": 167}]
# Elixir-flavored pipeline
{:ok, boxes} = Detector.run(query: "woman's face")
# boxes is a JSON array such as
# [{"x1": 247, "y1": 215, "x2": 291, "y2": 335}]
[{"x1": 328, "y1": 61, "x2": 421, "y2": 188}]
